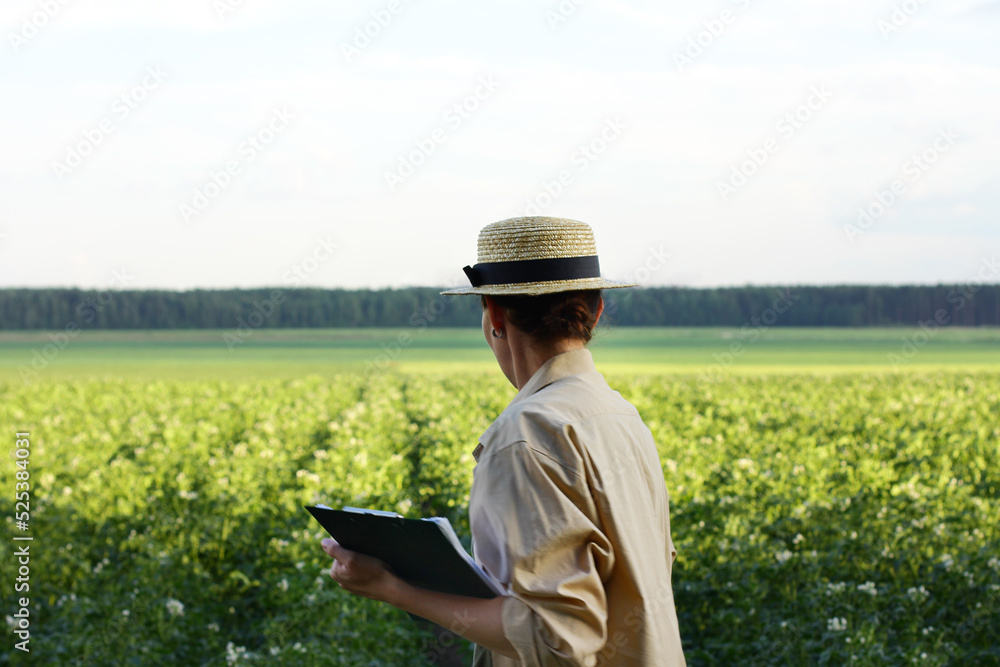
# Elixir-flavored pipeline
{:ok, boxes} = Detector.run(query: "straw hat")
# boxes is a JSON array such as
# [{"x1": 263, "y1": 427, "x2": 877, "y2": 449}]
[{"x1": 440, "y1": 216, "x2": 638, "y2": 296}]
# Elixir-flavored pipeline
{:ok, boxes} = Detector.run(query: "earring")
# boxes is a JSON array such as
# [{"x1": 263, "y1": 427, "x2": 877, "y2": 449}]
[{"x1": 492, "y1": 328, "x2": 503, "y2": 339}]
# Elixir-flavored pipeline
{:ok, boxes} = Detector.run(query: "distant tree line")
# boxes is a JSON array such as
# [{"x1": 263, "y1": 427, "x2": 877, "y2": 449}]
[{"x1": 0, "y1": 284, "x2": 998, "y2": 330}]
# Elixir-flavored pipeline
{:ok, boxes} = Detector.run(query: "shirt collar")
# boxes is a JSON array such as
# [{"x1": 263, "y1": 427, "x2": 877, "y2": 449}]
[{"x1": 473, "y1": 347, "x2": 597, "y2": 461}]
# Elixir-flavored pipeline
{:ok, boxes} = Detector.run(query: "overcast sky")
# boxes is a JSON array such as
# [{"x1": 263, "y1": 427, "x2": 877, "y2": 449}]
[{"x1": 0, "y1": 0, "x2": 997, "y2": 291}]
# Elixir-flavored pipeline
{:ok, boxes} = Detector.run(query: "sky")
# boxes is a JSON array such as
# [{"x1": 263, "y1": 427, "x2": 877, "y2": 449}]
[{"x1": 0, "y1": 0, "x2": 997, "y2": 292}]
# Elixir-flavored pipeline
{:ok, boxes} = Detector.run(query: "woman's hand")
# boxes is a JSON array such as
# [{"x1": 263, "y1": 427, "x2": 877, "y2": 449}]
[
  {"x1": 319, "y1": 537, "x2": 517, "y2": 658},
  {"x1": 321, "y1": 538, "x2": 397, "y2": 602}
]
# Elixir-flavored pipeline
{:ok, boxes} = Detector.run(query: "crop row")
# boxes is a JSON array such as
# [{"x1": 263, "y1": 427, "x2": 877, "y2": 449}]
[{"x1": 0, "y1": 371, "x2": 997, "y2": 665}]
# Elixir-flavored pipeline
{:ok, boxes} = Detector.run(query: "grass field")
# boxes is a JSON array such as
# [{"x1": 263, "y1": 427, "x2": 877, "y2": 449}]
[
  {"x1": 1, "y1": 327, "x2": 998, "y2": 665},
  {"x1": 1, "y1": 326, "x2": 998, "y2": 381}
]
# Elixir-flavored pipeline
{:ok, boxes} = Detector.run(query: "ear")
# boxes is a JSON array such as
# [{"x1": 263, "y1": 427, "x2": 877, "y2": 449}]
[
  {"x1": 593, "y1": 295, "x2": 605, "y2": 327},
  {"x1": 483, "y1": 295, "x2": 507, "y2": 333}
]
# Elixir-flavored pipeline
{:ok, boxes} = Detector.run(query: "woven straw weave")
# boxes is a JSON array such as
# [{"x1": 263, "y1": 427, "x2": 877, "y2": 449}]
[
  {"x1": 476, "y1": 217, "x2": 597, "y2": 263},
  {"x1": 440, "y1": 216, "x2": 636, "y2": 296}
]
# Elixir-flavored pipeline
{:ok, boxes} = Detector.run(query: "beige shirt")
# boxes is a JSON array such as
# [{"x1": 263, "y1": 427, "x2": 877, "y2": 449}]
[{"x1": 469, "y1": 348, "x2": 686, "y2": 666}]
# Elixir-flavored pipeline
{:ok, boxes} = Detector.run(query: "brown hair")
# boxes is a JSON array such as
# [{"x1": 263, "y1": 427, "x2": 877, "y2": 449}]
[{"x1": 481, "y1": 290, "x2": 603, "y2": 345}]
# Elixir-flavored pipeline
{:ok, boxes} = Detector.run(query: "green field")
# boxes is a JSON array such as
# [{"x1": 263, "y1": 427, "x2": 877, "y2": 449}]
[
  {"x1": 1, "y1": 326, "x2": 998, "y2": 381},
  {"x1": 1, "y1": 328, "x2": 998, "y2": 665}
]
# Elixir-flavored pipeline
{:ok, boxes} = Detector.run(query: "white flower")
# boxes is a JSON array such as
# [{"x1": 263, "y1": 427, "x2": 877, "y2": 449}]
[
  {"x1": 122, "y1": 610, "x2": 130, "y2": 617},
  {"x1": 226, "y1": 642, "x2": 249, "y2": 664},
  {"x1": 827, "y1": 617, "x2": 847, "y2": 632},
  {"x1": 940, "y1": 554, "x2": 954, "y2": 571},
  {"x1": 826, "y1": 582, "x2": 847, "y2": 596},
  {"x1": 278, "y1": 578, "x2": 289, "y2": 592},
  {"x1": 5, "y1": 616, "x2": 16, "y2": 629},
  {"x1": 270, "y1": 647, "x2": 281, "y2": 656},
  {"x1": 208, "y1": 622, "x2": 220, "y2": 632},
  {"x1": 792, "y1": 534, "x2": 805, "y2": 545},
  {"x1": 166, "y1": 599, "x2": 185, "y2": 617},
  {"x1": 736, "y1": 458, "x2": 754, "y2": 470},
  {"x1": 857, "y1": 581, "x2": 877, "y2": 596},
  {"x1": 988, "y1": 557, "x2": 1000, "y2": 573},
  {"x1": 907, "y1": 586, "x2": 930, "y2": 602},
  {"x1": 775, "y1": 550, "x2": 794, "y2": 564}
]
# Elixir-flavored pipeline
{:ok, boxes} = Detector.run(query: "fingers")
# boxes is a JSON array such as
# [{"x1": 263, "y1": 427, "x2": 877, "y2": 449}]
[
  {"x1": 319, "y1": 539, "x2": 391, "y2": 601},
  {"x1": 320, "y1": 538, "x2": 354, "y2": 588},
  {"x1": 329, "y1": 560, "x2": 348, "y2": 585},
  {"x1": 320, "y1": 537, "x2": 336, "y2": 556},
  {"x1": 321, "y1": 537, "x2": 350, "y2": 562}
]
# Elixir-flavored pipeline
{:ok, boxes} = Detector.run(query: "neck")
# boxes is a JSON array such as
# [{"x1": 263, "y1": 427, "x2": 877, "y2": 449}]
[{"x1": 508, "y1": 331, "x2": 585, "y2": 390}]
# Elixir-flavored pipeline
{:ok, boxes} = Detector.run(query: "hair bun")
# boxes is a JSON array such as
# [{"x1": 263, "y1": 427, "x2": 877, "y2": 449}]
[{"x1": 483, "y1": 290, "x2": 602, "y2": 345}]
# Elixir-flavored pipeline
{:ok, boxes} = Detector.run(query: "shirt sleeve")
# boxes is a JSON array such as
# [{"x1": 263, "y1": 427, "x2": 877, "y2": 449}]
[{"x1": 477, "y1": 439, "x2": 614, "y2": 666}]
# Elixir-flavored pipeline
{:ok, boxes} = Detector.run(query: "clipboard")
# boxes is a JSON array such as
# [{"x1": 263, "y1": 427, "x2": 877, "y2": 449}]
[{"x1": 305, "y1": 504, "x2": 503, "y2": 600}]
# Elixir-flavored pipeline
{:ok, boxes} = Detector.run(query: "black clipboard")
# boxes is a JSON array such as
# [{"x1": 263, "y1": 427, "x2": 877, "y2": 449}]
[{"x1": 305, "y1": 505, "x2": 502, "y2": 600}]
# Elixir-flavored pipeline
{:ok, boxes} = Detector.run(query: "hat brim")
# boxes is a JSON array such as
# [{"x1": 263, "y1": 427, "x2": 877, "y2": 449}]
[{"x1": 440, "y1": 277, "x2": 637, "y2": 296}]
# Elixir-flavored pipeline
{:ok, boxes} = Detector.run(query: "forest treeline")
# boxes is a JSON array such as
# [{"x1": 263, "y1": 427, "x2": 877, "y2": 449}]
[{"x1": 0, "y1": 284, "x2": 998, "y2": 330}]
